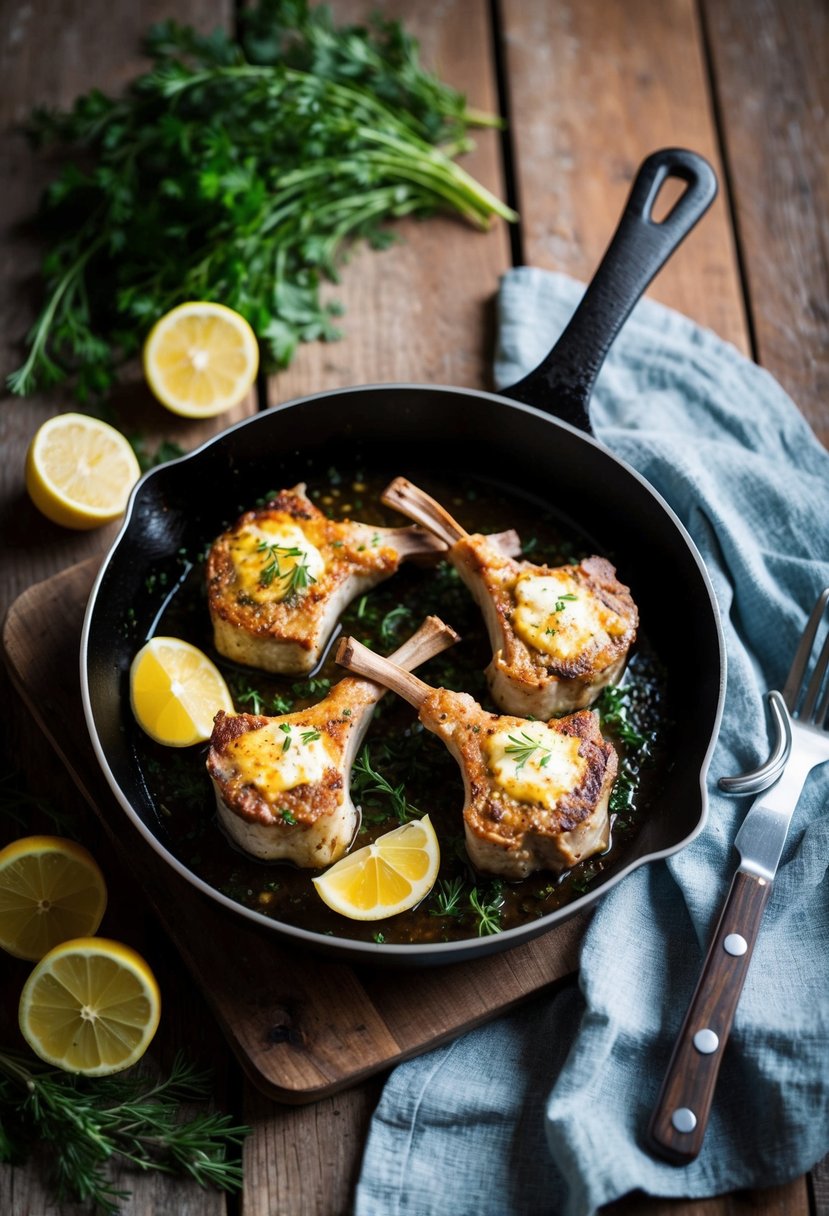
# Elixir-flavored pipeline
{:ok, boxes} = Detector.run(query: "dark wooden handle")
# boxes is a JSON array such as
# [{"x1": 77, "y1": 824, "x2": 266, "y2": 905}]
[{"x1": 648, "y1": 869, "x2": 772, "y2": 1164}]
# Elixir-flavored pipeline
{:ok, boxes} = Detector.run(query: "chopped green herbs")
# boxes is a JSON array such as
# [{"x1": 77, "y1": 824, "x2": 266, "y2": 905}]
[
  {"x1": 278, "y1": 723, "x2": 292, "y2": 752},
  {"x1": 279, "y1": 808, "x2": 297, "y2": 825},
  {"x1": 554, "y1": 592, "x2": 578, "y2": 612},
  {"x1": 300, "y1": 728, "x2": 321, "y2": 744}
]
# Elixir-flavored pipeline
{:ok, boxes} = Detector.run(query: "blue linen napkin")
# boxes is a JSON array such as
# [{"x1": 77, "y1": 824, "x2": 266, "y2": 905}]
[{"x1": 355, "y1": 269, "x2": 829, "y2": 1215}]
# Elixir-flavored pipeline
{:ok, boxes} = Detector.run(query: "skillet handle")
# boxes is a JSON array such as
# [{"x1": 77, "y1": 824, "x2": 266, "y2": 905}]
[{"x1": 500, "y1": 148, "x2": 718, "y2": 433}]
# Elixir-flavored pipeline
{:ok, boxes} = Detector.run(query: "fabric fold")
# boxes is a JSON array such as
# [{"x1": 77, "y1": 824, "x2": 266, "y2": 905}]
[{"x1": 356, "y1": 269, "x2": 829, "y2": 1216}]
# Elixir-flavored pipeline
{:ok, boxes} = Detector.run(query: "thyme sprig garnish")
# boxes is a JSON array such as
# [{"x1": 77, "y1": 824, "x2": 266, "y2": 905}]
[
  {"x1": 430, "y1": 877, "x2": 504, "y2": 935},
  {"x1": 0, "y1": 1049, "x2": 249, "y2": 1215},
  {"x1": 504, "y1": 731, "x2": 552, "y2": 771},
  {"x1": 352, "y1": 746, "x2": 418, "y2": 824},
  {"x1": 256, "y1": 541, "x2": 317, "y2": 597}
]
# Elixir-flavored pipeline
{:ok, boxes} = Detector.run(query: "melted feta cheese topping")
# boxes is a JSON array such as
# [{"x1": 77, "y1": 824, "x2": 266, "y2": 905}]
[
  {"x1": 228, "y1": 520, "x2": 325, "y2": 604},
  {"x1": 512, "y1": 571, "x2": 626, "y2": 659},
  {"x1": 484, "y1": 724, "x2": 586, "y2": 810},
  {"x1": 225, "y1": 723, "x2": 333, "y2": 799}
]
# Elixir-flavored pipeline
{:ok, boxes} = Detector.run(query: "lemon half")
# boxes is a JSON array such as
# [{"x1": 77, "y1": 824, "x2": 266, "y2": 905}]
[
  {"x1": 143, "y1": 301, "x2": 259, "y2": 418},
  {"x1": 19, "y1": 937, "x2": 161, "y2": 1075},
  {"x1": 313, "y1": 815, "x2": 440, "y2": 921},
  {"x1": 25, "y1": 412, "x2": 141, "y2": 530},
  {"x1": 0, "y1": 836, "x2": 107, "y2": 961}
]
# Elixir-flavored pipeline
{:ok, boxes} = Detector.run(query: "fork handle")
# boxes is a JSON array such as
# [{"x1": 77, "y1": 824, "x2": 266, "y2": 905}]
[{"x1": 648, "y1": 869, "x2": 772, "y2": 1164}]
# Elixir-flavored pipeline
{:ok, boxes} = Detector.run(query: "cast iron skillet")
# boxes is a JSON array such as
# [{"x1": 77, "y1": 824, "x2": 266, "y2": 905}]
[{"x1": 81, "y1": 148, "x2": 726, "y2": 966}]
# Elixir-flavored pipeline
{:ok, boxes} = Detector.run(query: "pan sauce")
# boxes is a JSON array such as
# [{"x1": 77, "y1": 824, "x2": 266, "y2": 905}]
[{"x1": 130, "y1": 469, "x2": 672, "y2": 945}]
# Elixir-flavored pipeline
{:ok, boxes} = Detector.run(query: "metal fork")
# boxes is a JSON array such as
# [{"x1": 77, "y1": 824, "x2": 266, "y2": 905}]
[{"x1": 649, "y1": 587, "x2": 829, "y2": 1164}]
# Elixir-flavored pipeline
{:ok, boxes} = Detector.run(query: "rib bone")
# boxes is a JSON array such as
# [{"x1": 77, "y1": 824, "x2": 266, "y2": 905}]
[
  {"x1": 381, "y1": 477, "x2": 638, "y2": 716},
  {"x1": 335, "y1": 633, "x2": 618, "y2": 879},
  {"x1": 207, "y1": 616, "x2": 458, "y2": 866},
  {"x1": 207, "y1": 483, "x2": 447, "y2": 676}
]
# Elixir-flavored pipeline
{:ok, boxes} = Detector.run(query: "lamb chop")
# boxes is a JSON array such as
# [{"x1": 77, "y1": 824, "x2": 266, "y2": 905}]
[
  {"x1": 335, "y1": 633, "x2": 618, "y2": 879},
  {"x1": 381, "y1": 476, "x2": 638, "y2": 717},
  {"x1": 206, "y1": 483, "x2": 446, "y2": 676},
  {"x1": 206, "y1": 616, "x2": 458, "y2": 866}
]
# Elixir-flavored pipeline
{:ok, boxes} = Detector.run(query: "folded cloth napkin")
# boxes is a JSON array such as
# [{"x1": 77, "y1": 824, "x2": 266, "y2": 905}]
[{"x1": 355, "y1": 268, "x2": 829, "y2": 1216}]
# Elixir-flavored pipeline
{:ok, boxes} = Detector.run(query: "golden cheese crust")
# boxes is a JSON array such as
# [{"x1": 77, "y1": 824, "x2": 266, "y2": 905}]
[
  {"x1": 206, "y1": 486, "x2": 401, "y2": 674},
  {"x1": 419, "y1": 688, "x2": 617, "y2": 877},
  {"x1": 451, "y1": 538, "x2": 638, "y2": 713}
]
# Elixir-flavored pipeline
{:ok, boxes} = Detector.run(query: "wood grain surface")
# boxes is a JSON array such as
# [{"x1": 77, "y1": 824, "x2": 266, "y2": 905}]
[{"x1": 0, "y1": 0, "x2": 826, "y2": 1213}]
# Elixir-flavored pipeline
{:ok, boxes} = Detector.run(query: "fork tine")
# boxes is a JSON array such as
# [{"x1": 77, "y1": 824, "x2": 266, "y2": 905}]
[
  {"x1": 782, "y1": 588, "x2": 829, "y2": 714},
  {"x1": 802, "y1": 627, "x2": 829, "y2": 724}
]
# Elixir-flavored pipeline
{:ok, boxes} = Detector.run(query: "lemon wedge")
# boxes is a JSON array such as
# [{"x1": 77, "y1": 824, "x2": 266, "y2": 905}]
[
  {"x1": 19, "y1": 937, "x2": 161, "y2": 1075},
  {"x1": 130, "y1": 636, "x2": 234, "y2": 747},
  {"x1": 143, "y1": 301, "x2": 259, "y2": 418},
  {"x1": 313, "y1": 815, "x2": 440, "y2": 921},
  {"x1": 25, "y1": 412, "x2": 141, "y2": 530},
  {"x1": 0, "y1": 836, "x2": 107, "y2": 961}
]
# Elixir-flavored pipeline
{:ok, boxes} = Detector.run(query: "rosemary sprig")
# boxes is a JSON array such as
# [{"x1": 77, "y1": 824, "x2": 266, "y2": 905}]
[
  {"x1": 431, "y1": 876, "x2": 465, "y2": 918},
  {"x1": 504, "y1": 731, "x2": 552, "y2": 771},
  {"x1": 469, "y1": 885, "x2": 504, "y2": 936},
  {"x1": 0, "y1": 1049, "x2": 249, "y2": 1215},
  {"x1": 352, "y1": 746, "x2": 418, "y2": 824}
]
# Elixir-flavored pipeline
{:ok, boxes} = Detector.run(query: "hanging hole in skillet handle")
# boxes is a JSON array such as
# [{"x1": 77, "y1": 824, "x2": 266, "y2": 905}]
[{"x1": 500, "y1": 148, "x2": 718, "y2": 434}]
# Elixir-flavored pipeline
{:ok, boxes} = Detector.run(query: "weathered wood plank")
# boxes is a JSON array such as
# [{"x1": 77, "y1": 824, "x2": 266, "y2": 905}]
[
  {"x1": 265, "y1": 0, "x2": 512, "y2": 405},
  {"x1": 0, "y1": 0, "x2": 256, "y2": 621},
  {"x1": 242, "y1": 1080, "x2": 383, "y2": 1216},
  {"x1": 0, "y1": 3, "x2": 239, "y2": 1214},
  {"x1": 701, "y1": 0, "x2": 829, "y2": 445},
  {"x1": 604, "y1": 1178, "x2": 810, "y2": 1214},
  {"x1": 499, "y1": 0, "x2": 749, "y2": 354}
]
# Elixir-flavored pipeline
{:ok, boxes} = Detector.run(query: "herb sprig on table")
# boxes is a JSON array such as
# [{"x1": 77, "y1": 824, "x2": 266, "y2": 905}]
[
  {"x1": 9, "y1": 0, "x2": 515, "y2": 400},
  {"x1": 0, "y1": 1049, "x2": 249, "y2": 1214}
]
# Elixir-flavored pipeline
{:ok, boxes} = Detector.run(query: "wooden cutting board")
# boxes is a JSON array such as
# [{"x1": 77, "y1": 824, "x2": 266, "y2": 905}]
[{"x1": 2, "y1": 559, "x2": 589, "y2": 1103}]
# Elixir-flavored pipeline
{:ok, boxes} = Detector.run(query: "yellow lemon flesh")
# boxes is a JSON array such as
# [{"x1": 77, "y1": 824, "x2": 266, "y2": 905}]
[
  {"x1": 130, "y1": 636, "x2": 235, "y2": 747},
  {"x1": 312, "y1": 815, "x2": 440, "y2": 921},
  {"x1": 25, "y1": 412, "x2": 141, "y2": 530},
  {"x1": 0, "y1": 836, "x2": 107, "y2": 961},
  {"x1": 143, "y1": 301, "x2": 259, "y2": 418},
  {"x1": 19, "y1": 937, "x2": 161, "y2": 1075}
]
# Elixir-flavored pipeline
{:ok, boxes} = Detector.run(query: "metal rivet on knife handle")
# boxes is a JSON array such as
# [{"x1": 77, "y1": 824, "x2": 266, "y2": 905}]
[
  {"x1": 671, "y1": 1108, "x2": 698, "y2": 1134},
  {"x1": 723, "y1": 933, "x2": 748, "y2": 956},
  {"x1": 692, "y1": 1028, "x2": 719, "y2": 1054}
]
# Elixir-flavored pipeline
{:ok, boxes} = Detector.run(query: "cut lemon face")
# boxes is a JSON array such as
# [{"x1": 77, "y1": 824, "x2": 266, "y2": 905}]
[
  {"x1": 143, "y1": 301, "x2": 259, "y2": 418},
  {"x1": 312, "y1": 815, "x2": 440, "y2": 921},
  {"x1": 0, "y1": 836, "x2": 107, "y2": 961},
  {"x1": 19, "y1": 937, "x2": 161, "y2": 1075},
  {"x1": 130, "y1": 636, "x2": 235, "y2": 747},
  {"x1": 25, "y1": 412, "x2": 141, "y2": 530}
]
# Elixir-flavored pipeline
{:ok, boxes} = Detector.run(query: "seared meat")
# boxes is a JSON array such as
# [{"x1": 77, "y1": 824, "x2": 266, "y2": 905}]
[
  {"x1": 335, "y1": 634, "x2": 618, "y2": 879},
  {"x1": 382, "y1": 477, "x2": 638, "y2": 715},
  {"x1": 206, "y1": 484, "x2": 445, "y2": 675},
  {"x1": 206, "y1": 616, "x2": 458, "y2": 865}
]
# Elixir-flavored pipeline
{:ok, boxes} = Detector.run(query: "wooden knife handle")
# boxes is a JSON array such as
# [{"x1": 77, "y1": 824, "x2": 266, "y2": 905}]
[{"x1": 648, "y1": 869, "x2": 772, "y2": 1164}]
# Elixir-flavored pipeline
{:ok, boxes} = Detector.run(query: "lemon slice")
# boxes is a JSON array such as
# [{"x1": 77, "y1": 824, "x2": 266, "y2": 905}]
[
  {"x1": 130, "y1": 636, "x2": 235, "y2": 747},
  {"x1": 0, "y1": 836, "x2": 107, "y2": 961},
  {"x1": 19, "y1": 937, "x2": 161, "y2": 1075},
  {"x1": 143, "y1": 301, "x2": 259, "y2": 418},
  {"x1": 25, "y1": 412, "x2": 141, "y2": 530},
  {"x1": 313, "y1": 815, "x2": 440, "y2": 921}
]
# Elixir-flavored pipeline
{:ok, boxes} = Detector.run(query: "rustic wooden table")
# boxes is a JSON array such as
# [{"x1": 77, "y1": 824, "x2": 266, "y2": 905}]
[{"x1": 1, "y1": 1, "x2": 826, "y2": 1213}]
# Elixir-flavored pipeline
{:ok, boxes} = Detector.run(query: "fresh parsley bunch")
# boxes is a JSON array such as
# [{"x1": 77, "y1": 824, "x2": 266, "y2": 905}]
[{"x1": 10, "y1": 0, "x2": 515, "y2": 401}]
